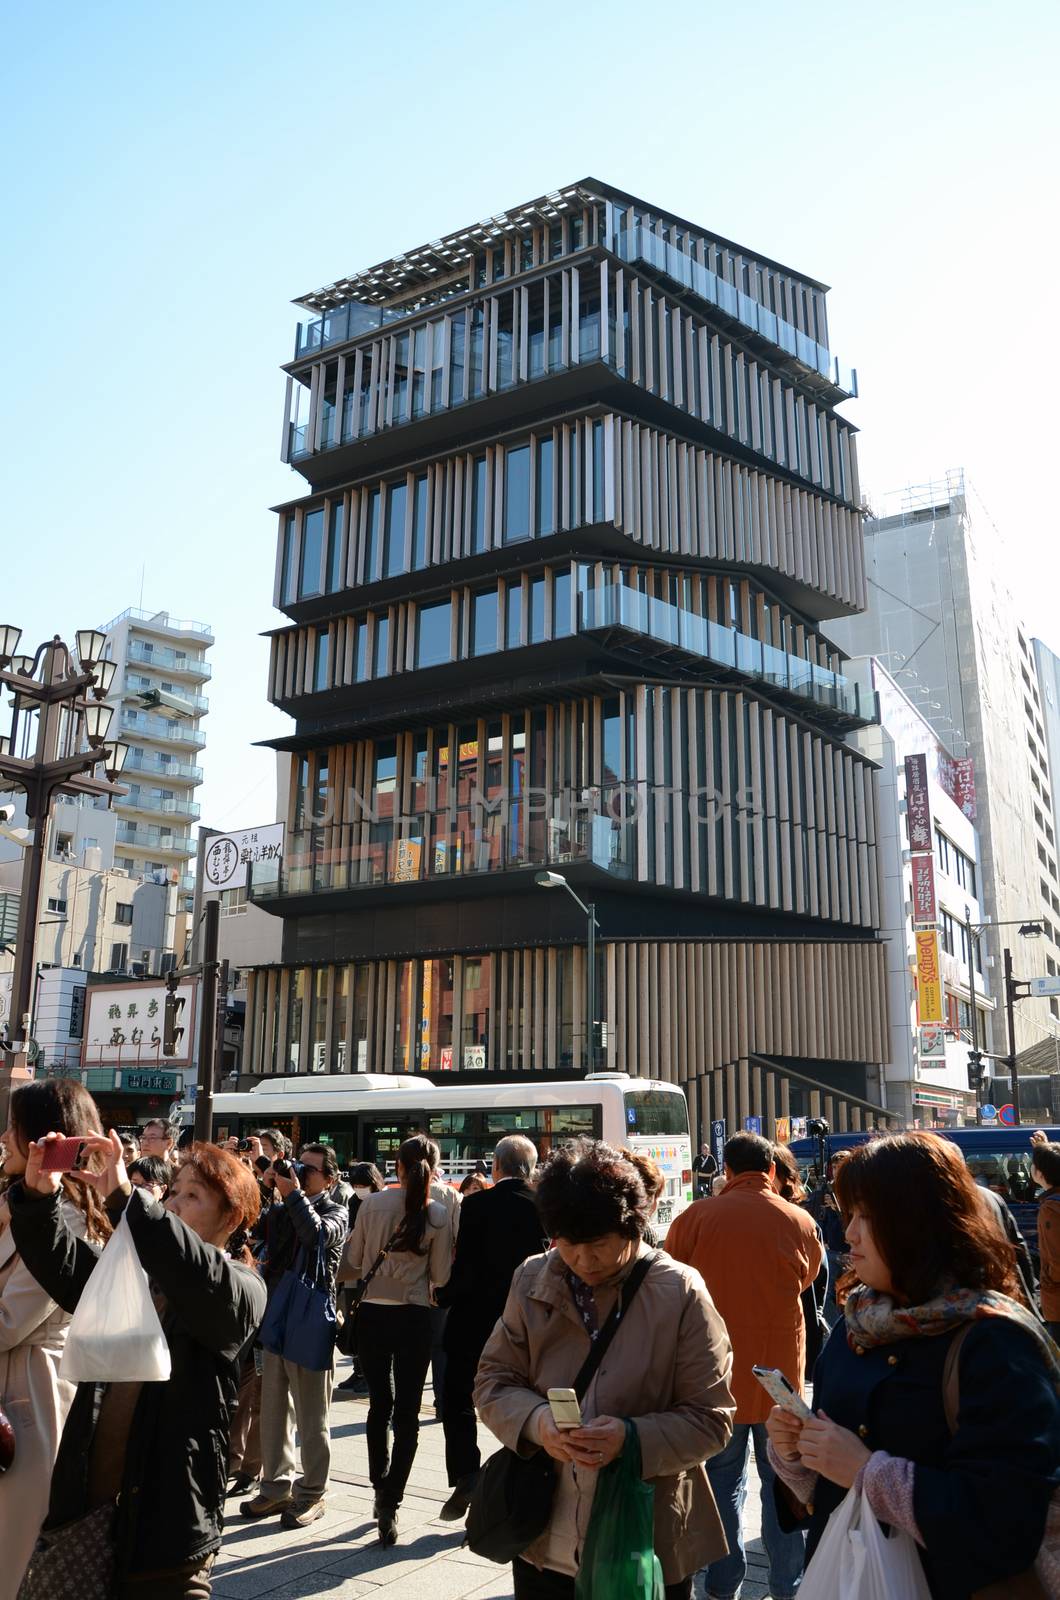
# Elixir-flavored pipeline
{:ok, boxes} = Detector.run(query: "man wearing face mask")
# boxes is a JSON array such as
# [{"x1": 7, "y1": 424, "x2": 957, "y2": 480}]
[{"x1": 336, "y1": 1164, "x2": 387, "y2": 1395}]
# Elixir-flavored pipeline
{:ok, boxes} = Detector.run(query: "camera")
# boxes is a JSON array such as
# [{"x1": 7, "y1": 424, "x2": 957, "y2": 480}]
[
  {"x1": 272, "y1": 1158, "x2": 307, "y2": 1181},
  {"x1": 238, "y1": 1138, "x2": 253, "y2": 1152},
  {"x1": 254, "y1": 1155, "x2": 271, "y2": 1174}
]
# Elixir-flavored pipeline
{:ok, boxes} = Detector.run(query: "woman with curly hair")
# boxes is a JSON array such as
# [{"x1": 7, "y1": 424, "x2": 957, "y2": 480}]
[
  {"x1": 766, "y1": 1131, "x2": 1060, "y2": 1598},
  {"x1": 9, "y1": 1132, "x2": 265, "y2": 1598},
  {"x1": 474, "y1": 1138, "x2": 735, "y2": 1600}
]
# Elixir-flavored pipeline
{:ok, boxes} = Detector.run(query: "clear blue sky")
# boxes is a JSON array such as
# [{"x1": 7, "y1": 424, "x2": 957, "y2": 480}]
[{"x1": 3, "y1": 0, "x2": 1058, "y2": 830}]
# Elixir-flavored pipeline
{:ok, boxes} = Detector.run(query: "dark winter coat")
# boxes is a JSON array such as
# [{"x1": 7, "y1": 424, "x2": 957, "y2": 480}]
[
  {"x1": 438, "y1": 1177, "x2": 547, "y2": 1353},
  {"x1": 258, "y1": 1185, "x2": 348, "y2": 1300},
  {"x1": 788, "y1": 1316, "x2": 1060, "y2": 1598},
  {"x1": 9, "y1": 1182, "x2": 266, "y2": 1581}
]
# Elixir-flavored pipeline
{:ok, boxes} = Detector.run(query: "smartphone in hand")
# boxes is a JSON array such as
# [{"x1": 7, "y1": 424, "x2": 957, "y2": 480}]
[
  {"x1": 547, "y1": 1387, "x2": 583, "y2": 1431},
  {"x1": 39, "y1": 1137, "x2": 87, "y2": 1174},
  {"x1": 752, "y1": 1366, "x2": 813, "y2": 1422}
]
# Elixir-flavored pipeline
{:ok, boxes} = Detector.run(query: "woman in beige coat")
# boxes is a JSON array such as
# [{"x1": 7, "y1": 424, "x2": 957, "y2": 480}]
[
  {"x1": 474, "y1": 1139, "x2": 736, "y2": 1600},
  {"x1": 0, "y1": 1079, "x2": 111, "y2": 1600}
]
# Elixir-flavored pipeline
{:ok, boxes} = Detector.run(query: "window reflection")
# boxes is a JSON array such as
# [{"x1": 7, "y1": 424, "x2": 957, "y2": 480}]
[
  {"x1": 416, "y1": 600, "x2": 452, "y2": 669},
  {"x1": 300, "y1": 509, "x2": 324, "y2": 599},
  {"x1": 471, "y1": 590, "x2": 498, "y2": 656},
  {"x1": 505, "y1": 446, "x2": 531, "y2": 543}
]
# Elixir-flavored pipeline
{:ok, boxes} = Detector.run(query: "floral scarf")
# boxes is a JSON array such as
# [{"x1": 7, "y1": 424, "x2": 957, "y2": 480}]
[{"x1": 844, "y1": 1282, "x2": 1060, "y2": 1385}]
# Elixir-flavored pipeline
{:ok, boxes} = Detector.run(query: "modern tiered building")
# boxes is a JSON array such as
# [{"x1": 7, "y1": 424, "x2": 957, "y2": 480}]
[{"x1": 245, "y1": 180, "x2": 890, "y2": 1138}]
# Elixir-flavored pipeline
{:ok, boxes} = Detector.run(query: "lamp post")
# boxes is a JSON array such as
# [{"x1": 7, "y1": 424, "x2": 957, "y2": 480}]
[
  {"x1": 535, "y1": 870, "x2": 600, "y2": 1072},
  {"x1": 962, "y1": 914, "x2": 1041, "y2": 1123},
  {"x1": 0, "y1": 626, "x2": 128, "y2": 1118}
]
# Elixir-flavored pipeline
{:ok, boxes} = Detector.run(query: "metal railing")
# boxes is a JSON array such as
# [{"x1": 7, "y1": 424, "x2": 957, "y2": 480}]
[
  {"x1": 100, "y1": 606, "x2": 213, "y2": 639},
  {"x1": 127, "y1": 641, "x2": 212, "y2": 679}
]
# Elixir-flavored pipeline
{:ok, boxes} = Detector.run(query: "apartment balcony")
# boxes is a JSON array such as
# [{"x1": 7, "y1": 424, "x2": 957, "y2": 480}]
[
  {"x1": 123, "y1": 753, "x2": 203, "y2": 783},
  {"x1": 122, "y1": 676, "x2": 209, "y2": 715},
  {"x1": 120, "y1": 712, "x2": 207, "y2": 750},
  {"x1": 127, "y1": 640, "x2": 212, "y2": 681},
  {"x1": 101, "y1": 606, "x2": 214, "y2": 645},
  {"x1": 115, "y1": 822, "x2": 196, "y2": 856},
  {"x1": 119, "y1": 790, "x2": 202, "y2": 822}
]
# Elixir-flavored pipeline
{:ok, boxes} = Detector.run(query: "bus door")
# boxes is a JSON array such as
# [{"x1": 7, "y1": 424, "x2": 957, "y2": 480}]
[{"x1": 364, "y1": 1115, "x2": 430, "y2": 1179}]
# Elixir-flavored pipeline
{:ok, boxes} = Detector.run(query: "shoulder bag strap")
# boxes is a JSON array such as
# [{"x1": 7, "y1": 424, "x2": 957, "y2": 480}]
[
  {"x1": 941, "y1": 1323, "x2": 975, "y2": 1435},
  {"x1": 358, "y1": 1225, "x2": 404, "y2": 1293},
  {"x1": 573, "y1": 1251, "x2": 656, "y2": 1402}
]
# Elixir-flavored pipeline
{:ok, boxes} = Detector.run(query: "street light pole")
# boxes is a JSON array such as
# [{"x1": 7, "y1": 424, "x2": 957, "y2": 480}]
[
  {"x1": 1004, "y1": 947, "x2": 1024, "y2": 1128},
  {"x1": 535, "y1": 871, "x2": 601, "y2": 1072},
  {"x1": 0, "y1": 628, "x2": 128, "y2": 1121}
]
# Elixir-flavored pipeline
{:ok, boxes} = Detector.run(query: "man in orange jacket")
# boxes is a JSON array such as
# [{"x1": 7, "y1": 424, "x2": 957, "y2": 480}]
[{"x1": 667, "y1": 1130, "x2": 822, "y2": 1600}]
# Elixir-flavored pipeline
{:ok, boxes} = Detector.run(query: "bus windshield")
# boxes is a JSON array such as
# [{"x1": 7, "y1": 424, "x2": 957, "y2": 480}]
[{"x1": 623, "y1": 1089, "x2": 689, "y2": 1136}]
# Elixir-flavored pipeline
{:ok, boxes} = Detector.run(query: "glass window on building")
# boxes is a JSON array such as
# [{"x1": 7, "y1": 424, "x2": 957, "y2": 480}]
[
  {"x1": 384, "y1": 481, "x2": 407, "y2": 578},
  {"x1": 553, "y1": 568, "x2": 572, "y2": 637},
  {"x1": 299, "y1": 508, "x2": 324, "y2": 598},
  {"x1": 530, "y1": 576, "x2": 547, "y2": 643},
  {"x1": 309, "y1": 967, "x2": 328, "y2": 1071},
  {"x1": 416, "y1": 600, "x2": 452, "y2": 669},
  {"x1": 461, "y1": 955, "x2": 491, "y2": 1065},
  {"x1": 450, "y1": 314, "x2": 466, "y2": 405},
  {"x1": 471, "y1": 589, "x2": 498, "y2": 656},
  {"x1": 502, "y1": 444, "x2": 531, "y2": 544},
  {"x1": 293, "y1": 755, "x2": 310, "y2": 830},
  {"x1": 536, "y1": 436, "x2": 554, "y2": 534},
  {"x1": 373, "y1": 615, "x2": 390, "y2": 678},
  {"x1": 470, "y1": 456, "x2": 487, "y2": 554},
  {"x1": 281, "y1": 513, "x2": 297, "y2": 605},
  {"x1": 412, "y1": 474, "x2": 430, "y2": 569},
  {"x1": 365, "y1": 489, "x2": 382, "y2": 581},
  {"x1": 313, "y1": 630, "x2": 330, "y2": 692},
  {"x1": 418, "y1": 958, "x2": 454, "y2": 1071},
  {"x1": 326, "y1": 502, "x2": 344, "y2": 592},
  {"x1": 506, "y1": 582, "x2": 523, "y2": 649}
]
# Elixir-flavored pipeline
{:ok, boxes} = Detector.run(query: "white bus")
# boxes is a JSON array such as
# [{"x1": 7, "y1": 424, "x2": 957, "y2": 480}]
[{"x1": 181, "y1": 1071, "x2": 693, "y2": 1235}]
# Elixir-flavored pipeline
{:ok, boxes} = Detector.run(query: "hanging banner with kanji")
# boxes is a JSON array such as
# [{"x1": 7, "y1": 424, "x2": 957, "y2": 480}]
[
  {"x1": 905, "y1": 754, "x2": 932, "y2": 851},
  {"x1": 911, "y1": 853, "x2": 938, "y2": 925},
  {"x1": 915, "y1": 929, "x2": 944, "y2": 1023}
]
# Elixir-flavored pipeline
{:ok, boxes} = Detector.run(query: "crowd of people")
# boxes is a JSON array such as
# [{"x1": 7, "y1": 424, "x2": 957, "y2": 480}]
[{"x1": 1, "y1": 1088, "x2": 1059, "y2": 1600}]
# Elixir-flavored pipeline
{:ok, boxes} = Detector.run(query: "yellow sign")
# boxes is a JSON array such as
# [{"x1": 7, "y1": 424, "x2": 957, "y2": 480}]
[
  {"x1": 915, "y1": 929, "x2": 944, "y2": 1024},
  {"x1": 775, "y1": 1116, "x2": 791, "y2": 1144}
]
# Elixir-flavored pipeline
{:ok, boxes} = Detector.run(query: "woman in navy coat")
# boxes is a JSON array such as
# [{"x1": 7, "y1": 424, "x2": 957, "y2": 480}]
[{"x1": 766, "y1": 1132, "x2": 1060, "y2": 1599}]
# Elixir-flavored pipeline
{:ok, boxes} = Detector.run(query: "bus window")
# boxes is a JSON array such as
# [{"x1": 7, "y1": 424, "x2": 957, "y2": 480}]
[
  {"x1": 963, "y1": 1145, "x2": 1038, "y2": 1204},
  {"x1": 623, "y1": 1090, "x2": 689, "y2": 1136}
]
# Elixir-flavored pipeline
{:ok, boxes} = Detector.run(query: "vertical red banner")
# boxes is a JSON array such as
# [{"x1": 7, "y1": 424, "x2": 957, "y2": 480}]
[{"x1": 905, "y1": 753, "x2": 932, "y2": 850}]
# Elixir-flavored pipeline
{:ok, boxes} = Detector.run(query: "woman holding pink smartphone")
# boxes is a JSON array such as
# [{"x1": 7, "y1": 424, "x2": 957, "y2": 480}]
[{"x1": 0, "y1": 1080, "x2": 111, "y2": 1600}]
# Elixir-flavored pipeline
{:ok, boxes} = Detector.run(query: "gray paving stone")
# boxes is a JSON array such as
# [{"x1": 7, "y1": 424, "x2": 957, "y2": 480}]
[{"x1": 220, "y1": 1362, "x2": 771, "y2": 1598}]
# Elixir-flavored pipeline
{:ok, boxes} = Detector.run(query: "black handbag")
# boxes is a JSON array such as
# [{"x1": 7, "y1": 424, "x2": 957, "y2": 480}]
[
  {"x1": 466, "y1": 1251, "x2": 655, "y2": 1563},
  {"x1": 336, "y1": 1226, "x2": 402, "y2": 1357}
]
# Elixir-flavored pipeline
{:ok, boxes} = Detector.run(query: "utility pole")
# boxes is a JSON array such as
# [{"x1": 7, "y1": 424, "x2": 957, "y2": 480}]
[
  {"x1": 1004, "y1": 946, "x2": 1024, "y2": 1128},
  {"x1": 194, "y1": 898, "x2": 221, "y2": 1143}
]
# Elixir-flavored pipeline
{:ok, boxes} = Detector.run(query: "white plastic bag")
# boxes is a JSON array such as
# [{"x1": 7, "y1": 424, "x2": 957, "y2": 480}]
[
  {"x1": 60, "y1": 1209, "x2": 172, "y2": 1383},
  {"x1": 799, "y1": 1485, "x2": 932, "y2": 1600}
]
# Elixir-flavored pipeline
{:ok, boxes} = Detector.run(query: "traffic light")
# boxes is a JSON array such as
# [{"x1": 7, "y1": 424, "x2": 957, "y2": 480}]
[
  {"x1": 966, "y1": 1049, "x2": 985, "y2": 1089},
  {"x1": 163, "y1": 984, "x2": 186, "y2": 1057}
]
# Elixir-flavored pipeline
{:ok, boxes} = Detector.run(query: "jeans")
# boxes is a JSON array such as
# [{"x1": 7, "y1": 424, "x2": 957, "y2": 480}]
[
  {"x1": 358, "y1": 1303, "x2": 433, "y2": 1510},
  {"x1": 704, "y1": 1423, "x2": 805, "y2": 1599},
  {"x1": 824, "y1": 1249, "x2": 844, "y2": 1326},
  {"x1": 513, "y1": 1559, "x2": 691, "y2": 1600}
]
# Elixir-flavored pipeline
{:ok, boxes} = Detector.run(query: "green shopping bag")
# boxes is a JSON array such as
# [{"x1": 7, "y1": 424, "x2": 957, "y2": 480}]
[{"x1": 574, "y1": 1420, "x2": 665, "y2": 1600}]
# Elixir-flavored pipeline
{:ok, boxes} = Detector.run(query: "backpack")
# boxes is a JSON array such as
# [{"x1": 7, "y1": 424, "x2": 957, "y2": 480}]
[{"x1": 943, "y1": 1324, "x2": 1060, "y2": 1599}]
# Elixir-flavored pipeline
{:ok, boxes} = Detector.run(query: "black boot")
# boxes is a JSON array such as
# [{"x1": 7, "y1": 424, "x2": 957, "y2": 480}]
[
  {"x1": 377, "y1": 1506, "x2": 398, "y2": 1547},
  {"x1": 439, "y1": 1472, "x2": 478, "y2": 1522}
]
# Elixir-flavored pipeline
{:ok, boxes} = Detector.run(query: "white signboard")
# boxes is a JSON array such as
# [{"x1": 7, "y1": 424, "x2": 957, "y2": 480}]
[
  {"x1": 1030, "y1": 975, "x2": 1060, "y2": 997},
  {"x1": 203, "y1": 823, "x2": 285, "y2": 892},
  {"x1": 83, "y1": 979, "x2": 199, "y2": 1066}
]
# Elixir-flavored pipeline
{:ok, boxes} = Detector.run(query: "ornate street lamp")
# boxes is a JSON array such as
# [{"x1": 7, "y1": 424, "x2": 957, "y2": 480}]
[{"x1": 0, "y1": 629, "x2": 129, "y2": 1117}]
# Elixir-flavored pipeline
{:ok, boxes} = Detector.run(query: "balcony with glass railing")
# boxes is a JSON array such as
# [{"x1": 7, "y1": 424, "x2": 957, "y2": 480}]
[
  {"x1": 100, "y1": 606, "x2": 213, "y2": 641},
  {"x1": 122, "y1": 675, "x2": 209, "y2": 715},
  {"x1": 120, "y1": 712, "x2": 207, "y2": 748},
  {"x1": 123, "y1": 753, "x2": 203, "y2": 783},
  {"x1": 580, "y1": 585, "x2": 874, "y2": 725},
  {"x1": 250, "y1": 802, "x2": 633, "y2": 904},
  {"x1": 116, "y1": 821, "x2": 196, "y2": 855},
  {"x1": 119, "y1": 790, "x2": 201, "y2": 822},
  {"x1": 127, "y1": 641, "x2": 212, "y2": 680},
  {"x1": 610, "y1": 226, "x2": 856, "y2": 398}
]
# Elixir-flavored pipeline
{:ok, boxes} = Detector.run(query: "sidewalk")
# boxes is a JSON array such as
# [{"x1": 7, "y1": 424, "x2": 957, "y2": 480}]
[{"x1": 213, "y1": 1361, "x2": 772, "y2": 1599}]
